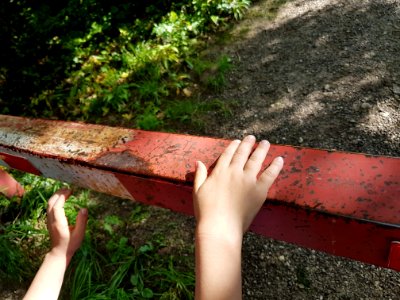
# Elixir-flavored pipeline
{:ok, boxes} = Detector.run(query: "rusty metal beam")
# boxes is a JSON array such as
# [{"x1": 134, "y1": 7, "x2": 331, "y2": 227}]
[{"x1": 0, "y1": 114, "x2": 399, "y2": 270}]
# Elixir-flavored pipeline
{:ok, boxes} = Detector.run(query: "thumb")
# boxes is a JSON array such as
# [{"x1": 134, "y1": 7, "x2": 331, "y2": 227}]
[
  {"x1": 71, "y1": 208, "x2": 88, "y2": 246},
  {"x1": 193, "y1": 161, "x2": 208, "y2": 193}
]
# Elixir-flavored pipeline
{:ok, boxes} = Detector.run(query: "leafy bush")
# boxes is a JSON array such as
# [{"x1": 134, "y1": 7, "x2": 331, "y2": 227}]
[{"x1": 0, "y1": 0, "x2": 250, "y2": 129}]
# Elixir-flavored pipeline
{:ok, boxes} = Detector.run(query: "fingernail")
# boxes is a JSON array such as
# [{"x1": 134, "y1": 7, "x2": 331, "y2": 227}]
[
  {"x1": 276, "y1": 156, "x2": 284, "y2": 164},
  {"x1": 80, "y1": 208, "x2": 88, "y2": 215},
  {"x1": 260, "y1": 140, "x2": 269, "y2": 146},
  {"x1": 245, "y1": 135, "x2": 256, "y2": 141},
  {"x1": 59, "y1": 188, "x2": 71, "y2": 194}
]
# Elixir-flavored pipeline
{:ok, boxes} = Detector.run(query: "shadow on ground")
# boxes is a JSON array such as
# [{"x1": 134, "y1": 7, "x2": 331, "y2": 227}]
[{"x1": 201, "y1": 0, "x2": 400, "y2": 156}]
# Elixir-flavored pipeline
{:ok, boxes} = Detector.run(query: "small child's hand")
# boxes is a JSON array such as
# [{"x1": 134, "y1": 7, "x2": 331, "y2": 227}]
[
  {"x1": 47, "y1": 189, "x2": 88, "y2": 264},
  {"x1": 24, "y1": 189, "x2": 88, "y2": 299},
  {"x1": 0, "y1": 169, "x2": 24, "y2": 198},
  {"x1": 193, "y1": 135, "x2": 283, "y2": 239}
]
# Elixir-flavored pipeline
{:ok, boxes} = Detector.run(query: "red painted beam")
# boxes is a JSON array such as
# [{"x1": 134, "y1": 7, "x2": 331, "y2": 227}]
[{"x1": 0, "y1": 115, "x2": 399, "y2": 270}]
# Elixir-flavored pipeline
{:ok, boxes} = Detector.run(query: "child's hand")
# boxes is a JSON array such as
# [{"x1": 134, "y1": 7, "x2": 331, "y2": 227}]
[
  {"x1": 193, "y1": 135, "x2": 283, "y2": 238},
  {"x1": 47, "y1": 189, "x2": 88, "y2": 264},
  {"x1": 24, "y1": 190, "x2": 88, "y2": 299},
  {"x1": 0, "y1": 169, "x2": 24, "y2": 198}
]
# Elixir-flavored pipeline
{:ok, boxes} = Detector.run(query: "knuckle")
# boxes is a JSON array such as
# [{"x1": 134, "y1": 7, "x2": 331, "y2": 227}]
[{"x1": 263, "y1": 168, "x2": 277, "y2": 179}]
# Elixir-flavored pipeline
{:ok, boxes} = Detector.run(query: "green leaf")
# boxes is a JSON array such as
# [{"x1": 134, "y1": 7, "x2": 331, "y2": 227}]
[
  {"x1": 138, "y1": 243, "x2": 153, "y2": 254},
  {"x1": 169, "y1": 11, "x2": 178, "y2": 22},
  {"x1": 141, "y1": 288, "x2": 154, "y2": 298},
  {"x1": 130, "y1": 274, "x2": 139, "y2": 286},
  {"x1": 211, "y1": 15, "x2": 219, "y2": 25}
]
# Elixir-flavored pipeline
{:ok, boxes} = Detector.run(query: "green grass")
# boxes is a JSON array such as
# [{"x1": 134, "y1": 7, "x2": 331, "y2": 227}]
[
  {"x1": 0, "y1": 169, "x2": 195, "y2": 299},
  {"x1": 0, "y1": 171, "x2": 65, "y2": 285}
]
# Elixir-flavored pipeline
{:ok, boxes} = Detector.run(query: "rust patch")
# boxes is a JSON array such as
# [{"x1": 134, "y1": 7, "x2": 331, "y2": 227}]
[
  {"x1": 356, "y1": 197, "x2": 373, "y2": 203},
  {"x1": 306, "y1": 166, "x2": 320, "y2": 174},
  {"x1": 291, "y1": 166, "x2": 301, "y2": 173},
  {"x1": 94, "y1": 150, "x2": 151, "y2": 173},
  {"x1": 0, "y1": 115, "x2": 135, "y2": 159}
]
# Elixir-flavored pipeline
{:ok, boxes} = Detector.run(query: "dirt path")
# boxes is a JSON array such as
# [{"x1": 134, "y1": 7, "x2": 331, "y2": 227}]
[
  {"x1": 202, "y1": 0, "x2": 399, "y2": 157},
  {"x1": 197, "y1": 0, "x2": 400, "y2": 299}
]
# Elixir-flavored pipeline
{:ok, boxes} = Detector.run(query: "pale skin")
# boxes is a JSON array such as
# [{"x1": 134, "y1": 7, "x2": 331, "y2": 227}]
[
  {"x1": 24, "y1": 189, "x2": 88, "y2": 300},
  {"x1": 193, "y1": 135, "x2": 284, "y2": 300},
  {"x1": 0, "y1": 169, "x2": 24, "y2": 198}
]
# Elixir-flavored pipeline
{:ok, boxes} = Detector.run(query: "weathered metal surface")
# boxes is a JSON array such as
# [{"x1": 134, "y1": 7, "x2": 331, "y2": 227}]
[
  {"x1": 0, "y1": 152, "x2": 41, "y2": 175},
  {"x1": 0, "y1": 114, "x2": 400, "y2": 270}
]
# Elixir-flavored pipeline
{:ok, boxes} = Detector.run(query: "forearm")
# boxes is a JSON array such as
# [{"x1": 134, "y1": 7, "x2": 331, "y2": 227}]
[
  {"x1": 24, "y1": 251, "x2": 68, "y2": 300},
  {"x1": 195, "y1": 228, "x2": 243, "y2": 300}
]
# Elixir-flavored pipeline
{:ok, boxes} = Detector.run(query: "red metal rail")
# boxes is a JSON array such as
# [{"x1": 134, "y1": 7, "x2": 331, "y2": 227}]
[{"x1": 0, "y1": 115, "x2": 399, "y2": 270}]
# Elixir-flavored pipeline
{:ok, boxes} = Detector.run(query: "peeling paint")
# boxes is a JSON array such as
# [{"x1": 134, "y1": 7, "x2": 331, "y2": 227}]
[{"x1": 1, "y1": 114, "x2": 400, "y2": 271}]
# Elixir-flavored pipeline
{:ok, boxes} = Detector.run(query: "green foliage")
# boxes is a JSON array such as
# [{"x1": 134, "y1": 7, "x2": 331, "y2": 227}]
[
  {"x1": 0, "y1": 237, "x2": 33, "y2": 282},
  {"x1": 0, "y1": 171, "x2": 67, "y2": 284},
  {"x1": 192, "y1": 0, "x2": 251, "y2": 24},
  {"x1": 0, "y1": 170, "x2": 195, "y2": 298},
  {"x1": 1, "y1": 0, "x2": 250, "y2": 128},
  {"x1": 164, "y1": 97, "x2": 233, "y2": 130},
  {"x1": 103, "y1": 215, "x2": 124, "y2": 235},
  {"x1": 65, "y1": 220, "x2": 194, "y2": 300},
  {"x1": 188, "y1": 55, "x2": 232, "y2": 91},
  {"x1": 136, "y1": 104, "x2": 163, "y2": 130}
]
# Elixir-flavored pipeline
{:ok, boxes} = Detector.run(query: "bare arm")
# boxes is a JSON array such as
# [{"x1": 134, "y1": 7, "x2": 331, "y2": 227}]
[
  {"x1": 24, "y1": 189, "x2": 88, "y2": 300},
  {"x1": 193, "y1": 135, "x2": 283, "y2": 300}
]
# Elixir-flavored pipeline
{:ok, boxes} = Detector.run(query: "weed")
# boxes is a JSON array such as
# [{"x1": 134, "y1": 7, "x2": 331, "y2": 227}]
[
  {"x1": 189, "y1": 55, "x2": 232, "y2": 91},
  {"x1": 0, "y1": 236, "x2": 34, "y2": 283},
  {"x1": 103, "y1": 215, "x2": 124, "y2": 235},
  {"x1": 136, "y1": 104, "x2": 164, "y2": 130},
  {"x1": 130, "y1": 205, "x2": 151, "y2": 224}
]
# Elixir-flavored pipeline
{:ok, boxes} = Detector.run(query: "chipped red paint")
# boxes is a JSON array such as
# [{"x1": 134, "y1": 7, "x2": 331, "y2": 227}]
[
  {"x1": 0, "y1": 152, "x2": 41, "y2": 175},
  {"x1": 0, "y1": 114, "x2": 400, "y2": 271}
]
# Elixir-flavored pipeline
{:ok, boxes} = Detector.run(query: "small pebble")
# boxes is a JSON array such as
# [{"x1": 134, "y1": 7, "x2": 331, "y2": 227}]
[
  {"x1": 361, "y1": 102, "x2": 371, "y2": 109},
  {"x1": 393, "y1": 84, "x2": 400, "y2": 95}
]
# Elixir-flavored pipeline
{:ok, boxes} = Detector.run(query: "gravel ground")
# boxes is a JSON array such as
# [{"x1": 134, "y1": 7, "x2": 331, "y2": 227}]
[{"x1": 196, "y1": 0, "x2": 400, "y2": 299}]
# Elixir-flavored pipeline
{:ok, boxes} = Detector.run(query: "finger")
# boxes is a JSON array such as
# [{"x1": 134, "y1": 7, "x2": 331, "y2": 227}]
[
  {"x1": 52, "y1": 189, "x2": 71, "y2": 225},
  {"x1": 213, "y1": 139, "x2": 241, "y2": 171},
  {"x1": 244, "y1": 140, "x2": 270, "y2": 175},
  {"x1": 47, "y1": 188, "x2": 70, "y2": 213},
  {"x1": 0, "y1": 170, "x2": 24, "y2": 198},
  {"x1": 47, "y1": 192, "x2": 62, "y2": 225},
  {"x1": 71, "y1": 208, "x2": 88, "y2": 246},
  {"x1": 15, "y1": 184, "x2": 25, "y2": 197},
  {"x1": 193, "y1": 161, "x2": 208, "y2": 193},
  {"x1": 230, "y1": 135, "x2": 256, "y2": 169},
  {"x1": 259, "y1": 156, "x2": 284, "y2": 189}
]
